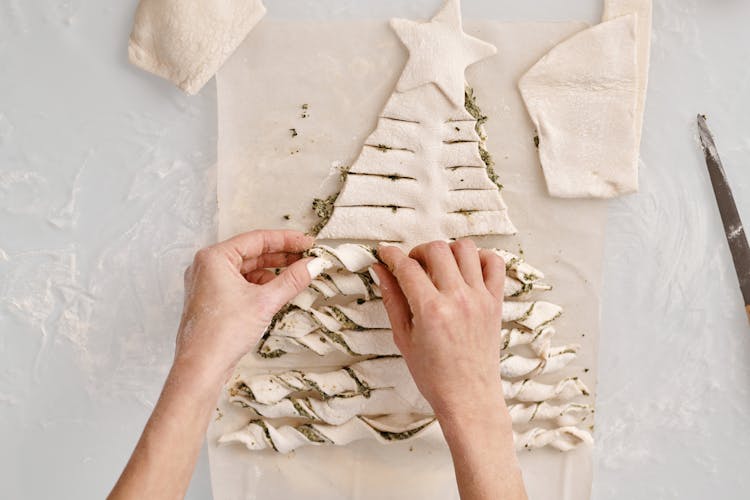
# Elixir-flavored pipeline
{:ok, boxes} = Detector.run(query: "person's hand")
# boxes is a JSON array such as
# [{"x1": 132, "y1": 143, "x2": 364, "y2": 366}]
[
  {"x1": 176, "y1": 230, "x2": 315, "y2": 384},
  {"x1": 374, "y1": 239, "x2": 506, "y2": 421}
]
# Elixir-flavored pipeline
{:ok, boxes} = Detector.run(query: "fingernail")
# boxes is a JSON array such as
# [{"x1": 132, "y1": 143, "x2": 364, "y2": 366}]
[
  {"x1": 306, "y1": 257, "x2": 332, "y2": 279},
  {"x1": 368, "y1": 267, "x2": 381, "y2": 286}
]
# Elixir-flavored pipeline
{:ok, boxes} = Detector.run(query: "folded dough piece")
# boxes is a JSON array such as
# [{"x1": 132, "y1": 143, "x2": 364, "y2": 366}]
[
  {"x1": 603, "y1": 0, "x2": 652, "y2": 148},
  {"x1": 129, "y1": 0, "x2": 266, "y2": 95},
  {"x1": 519, "y1": 14, "x2": 639, "y2": 198}
]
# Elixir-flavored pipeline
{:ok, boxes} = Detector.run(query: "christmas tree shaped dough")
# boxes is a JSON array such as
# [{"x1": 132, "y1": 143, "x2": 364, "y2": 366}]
[{"x1": 316, "y1": 0, "x2": 515, "y2": 247}]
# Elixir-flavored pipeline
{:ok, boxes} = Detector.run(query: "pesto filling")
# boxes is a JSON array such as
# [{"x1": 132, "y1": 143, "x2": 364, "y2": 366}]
[
  {"x1": 328, "y1": 307, "x2": 362, "y2": 331},
  {"x1": 464, "y1": 87, "x2": 503, "y2": 189},
  {"x1": 297, "y1": 424, "x2": 329, "y2": 443},
  {"x1": 310, "y1": 166, "x2": 350, "y2": 235},
  {"x1": 535, "y1": 310, "x2": 563, "y2": 330},
  {"x1": 516, "y1": 302, "x2": 536, "y2": 323},
  {"x1": 256, "y1": 305, "x2": 293, "y2": 358},
  {"x1": 373, "y1": 420, "x2": 434, "y2": 441},
  {"x1": 292, "y1": 400, "x2": 315, "y2": 420},
  {"x1": 344, "y1": 366, "x2": 371, "y2": 397},
  {"x1": 252, "y1": 419, "x2": 278, "y2": 452},
  {"x1": 321, "y1": 329, "x2": 359, "y2": 356}
]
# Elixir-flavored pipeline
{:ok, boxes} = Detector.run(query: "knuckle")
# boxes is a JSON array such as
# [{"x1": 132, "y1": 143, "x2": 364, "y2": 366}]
[
  {"x1": 193, "y1": 247, "x2": 216, "y2": 264},
  {"x1": 454, "y1": 238, "x2": 476, "y2": 252},
  {"x1": 420, "y1": 297, "x2": 444, "y2": 316},
  {"x1": 396, "y1": 258, "x2": 420, "y2": 275},
  {"x1": 486, "y1": 251, "x2": 505, "y2": 269},
  {"x1": 482, "y1": 292, "x2": 499, "y2": 310},
  {"x1": 429, "y1": 240, "x2": 450, "y2": 253},
  {"x1": 452, "y1": 288, "x2": 473, "y2": 309}
]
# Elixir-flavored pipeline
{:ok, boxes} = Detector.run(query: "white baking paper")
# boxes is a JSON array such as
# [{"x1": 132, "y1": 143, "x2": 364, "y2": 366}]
[{"x1": 210, "y1": 20, "x2": 606, "y2": 500}]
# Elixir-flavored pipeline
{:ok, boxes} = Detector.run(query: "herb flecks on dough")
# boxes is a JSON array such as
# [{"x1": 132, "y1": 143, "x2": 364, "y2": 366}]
[{"x1": 465, "y1": 86, "x2": 503, "y2": 189}]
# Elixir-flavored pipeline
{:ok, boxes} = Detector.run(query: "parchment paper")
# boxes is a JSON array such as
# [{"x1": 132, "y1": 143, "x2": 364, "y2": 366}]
[{"x1": 210, "y1": 20, "x2": 607, "y2": 500}]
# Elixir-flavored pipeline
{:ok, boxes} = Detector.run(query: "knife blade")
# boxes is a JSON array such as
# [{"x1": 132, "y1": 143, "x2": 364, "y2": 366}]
[{"x1": 697, "y1": 114, "x2": 750, "y2": 323}]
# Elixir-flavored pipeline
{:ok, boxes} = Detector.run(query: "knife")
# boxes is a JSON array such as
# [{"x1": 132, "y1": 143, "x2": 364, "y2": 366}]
[{"x1": 697, "y1": 114, "x2": 750, "y2": 323}]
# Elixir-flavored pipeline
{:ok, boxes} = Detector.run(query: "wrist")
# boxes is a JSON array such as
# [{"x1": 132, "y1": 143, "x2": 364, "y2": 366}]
[
  {"x1": 435, "y1": 393, "x2": 513, "y2": 445},
  {"x1": 167, "y1": 355, "x2": 228, "y2": 404},
  {"x1": 436, "y1": 397, "x2": 511, "y2": 429},
  {"x1": 432, "y1": 379, "x2": 508, "y2": 423}
]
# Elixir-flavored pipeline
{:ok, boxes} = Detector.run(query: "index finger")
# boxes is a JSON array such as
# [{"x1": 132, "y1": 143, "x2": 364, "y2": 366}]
[
  {"x1": 479, "y1": 249, "x2": 505, "y2": 300},
  {"x1": 219, "y1": 230, "x2": 315, "y2": 262},
  {"x1": 377, "y1": 245, "x2": 437, "y2": 306}
]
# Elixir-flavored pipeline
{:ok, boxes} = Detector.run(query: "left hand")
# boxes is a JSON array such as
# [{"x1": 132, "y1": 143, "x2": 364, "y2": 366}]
[{"x1": 175, "y1": 230, "x2": 315, "y2": 383}]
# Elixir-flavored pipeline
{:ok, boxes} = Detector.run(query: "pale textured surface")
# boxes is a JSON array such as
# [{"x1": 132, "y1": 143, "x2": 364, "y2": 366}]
[{"x1": 1, "y1": 1, "x2": 750, "y2": 500}]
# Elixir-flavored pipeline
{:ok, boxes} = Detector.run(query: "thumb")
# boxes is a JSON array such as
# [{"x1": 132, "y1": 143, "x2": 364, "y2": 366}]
[{"x1": 261, "y1": 257, "x2": 317, "y2": 312}]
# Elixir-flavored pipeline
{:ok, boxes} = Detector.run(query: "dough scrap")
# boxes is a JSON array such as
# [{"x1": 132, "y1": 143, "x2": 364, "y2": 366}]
[
  {"x1": 603, "y1": 0, "x2": 652, "y2": 149},
  {"x1": 519, "y1": 14, "x2": 640, "y2": 198},
  {"x1": 129, "y1": 0, "x2": 266, "y2": 95}
]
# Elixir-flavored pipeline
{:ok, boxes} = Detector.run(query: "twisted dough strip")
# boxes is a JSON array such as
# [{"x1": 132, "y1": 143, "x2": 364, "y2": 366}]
[
  {"x1": 230, "y1": 357, "x2": 420, "y2": 406},
  {"x1": 306, "y1": 244, "x2": 550, "y2": 298},
  {"x1": 502, "y1": 301, "x2": 563, "y2": 331},
  {"x1": 259, "y1": 328, "x2": 401, "y2": 357},
  {"x1": 219, "y1": 417, "x2": 592, "y2": 454},
  {"x1": 500, "y1": 343, "x2": 580, "y2": 380},
  {"x1": 501, "y1": 377, "x2": 590, "y2": 402},
  {"x1": 258, "y1": 298, "x2": 563, "y2": 358},
  {"x1": 306, "y1": 244, "x2": 379, "y2": 272},
  {"x1": 230, "y1": 383, "x2": 591, "y2": 427},
  {"x1": 259, "y1": 322, "x2": 557, "y2": 359},
  {"x1": 230, "y1": 353, "x2": 579, "y2": 409},
  {"x1": 230, "y1": 388, "x2": 427, "y2": 425},
  {"x1": 257, "y1": 244, "x2": 555, "y2": 357},
  {"x1": 270, "y1": 299, "x2": 562, "y2": 338},
  {"x1": 232, "y1": 243, "x2": 591, "y2": 453},
  {"x1": 219, "y1": 415, "x2": 437, "y2": 454},
  {"x1": 515, "y1": 426, "x2": 593, "y2": 452}
]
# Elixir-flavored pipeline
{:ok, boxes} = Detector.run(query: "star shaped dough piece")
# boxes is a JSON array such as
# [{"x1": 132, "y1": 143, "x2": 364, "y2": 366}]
[{"x1": 390, "y1": 0, "x2": 497, "y2": 107}]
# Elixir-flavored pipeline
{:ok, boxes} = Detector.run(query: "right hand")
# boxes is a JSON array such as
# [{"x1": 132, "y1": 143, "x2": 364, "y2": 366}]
[{"x1": 373, "y1": 239, "x2": 507, "y2": 421}]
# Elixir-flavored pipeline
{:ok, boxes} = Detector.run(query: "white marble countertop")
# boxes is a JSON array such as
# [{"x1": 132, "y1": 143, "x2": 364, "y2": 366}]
[{"x1": 1, "y1": 1, "x2": 748, "y2": 499}]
